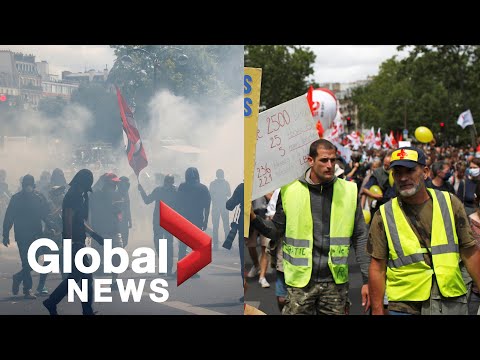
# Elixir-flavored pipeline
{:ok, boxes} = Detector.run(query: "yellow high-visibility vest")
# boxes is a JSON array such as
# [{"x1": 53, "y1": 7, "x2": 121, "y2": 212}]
[
  {"x1": 281, "y1": 178, "x2": 357, "y2": 287},
  {"x1": 379, "y1": 188, "x2": 466, "y2": 301}
]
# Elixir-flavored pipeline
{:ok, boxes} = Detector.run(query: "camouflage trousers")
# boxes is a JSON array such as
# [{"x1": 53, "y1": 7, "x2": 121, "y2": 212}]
[{"x1": 282, "y1": 280, "x2": 349, "y2": 315}]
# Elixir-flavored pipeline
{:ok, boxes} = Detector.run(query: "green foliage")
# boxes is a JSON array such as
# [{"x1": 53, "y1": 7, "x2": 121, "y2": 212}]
[
  {"x1": 38, "y1": 96, "x2": 68, "y2": 118},
  {"x1": 71, "y1": 83, "x2": 122, "y2": 145},
  {"x1": 108, "y1": 45, "x2": 242, "y2": 125},
  {"x1": 244, "y1": 45, "x2": 318, "y2": 109},
  {"x1": 352, "y1": 45, "x2": 480, "y2": 145}
]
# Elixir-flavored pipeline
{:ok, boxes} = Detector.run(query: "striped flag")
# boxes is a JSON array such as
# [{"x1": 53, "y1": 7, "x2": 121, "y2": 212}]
[{"x1": 116, "y1": 86, "x2": 148, "y2": 177}]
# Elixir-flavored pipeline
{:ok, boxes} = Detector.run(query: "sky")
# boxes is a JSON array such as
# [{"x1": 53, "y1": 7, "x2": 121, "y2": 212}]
[
  {"x1": 0, "y1": 45, "x2": 409, "y2": 83},
  {"x1": 307, "y1": 45, "x2": 409, "y2": 83},
  {"x1": 0, "y1": 45, "x2": 116, "y2": 76}
]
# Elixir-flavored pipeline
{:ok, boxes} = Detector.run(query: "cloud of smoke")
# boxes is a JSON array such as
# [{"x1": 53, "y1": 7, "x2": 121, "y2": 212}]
[
  {"x1": 142, "y1": 91, "x2": 242, "y2": 186},
  {"x1": 115, "y1": 46, "x2": 244, "y2": 250},
  {"x1": 0, "y1": 104, "x2": 94, "y2": 190}
]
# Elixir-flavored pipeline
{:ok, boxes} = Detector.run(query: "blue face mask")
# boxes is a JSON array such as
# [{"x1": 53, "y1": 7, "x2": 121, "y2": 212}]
[{"x1": 470, "y1": 168, "x2": 480, "y2": 177}]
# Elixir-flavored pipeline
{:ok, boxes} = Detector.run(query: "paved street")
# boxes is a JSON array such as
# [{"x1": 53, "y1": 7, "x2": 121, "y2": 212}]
[{"x1": 0, "y1": 239, "x2": 243, "y2": 315}]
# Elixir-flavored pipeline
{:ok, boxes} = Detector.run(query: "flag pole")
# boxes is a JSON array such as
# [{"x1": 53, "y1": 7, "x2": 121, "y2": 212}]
[{"x1": 471, "y1": 124, "x2": 478, "y2": 148}]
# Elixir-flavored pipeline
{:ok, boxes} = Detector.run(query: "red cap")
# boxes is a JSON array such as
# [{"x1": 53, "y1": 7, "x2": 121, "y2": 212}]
[{"x1": 104, "y1": 172, "x2": 121, "y2": 182}]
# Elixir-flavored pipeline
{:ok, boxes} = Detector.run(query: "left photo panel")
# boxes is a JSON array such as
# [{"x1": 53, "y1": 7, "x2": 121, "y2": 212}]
[{"x1": 0, "y1": 45, "x2": 244, "y2": 315}]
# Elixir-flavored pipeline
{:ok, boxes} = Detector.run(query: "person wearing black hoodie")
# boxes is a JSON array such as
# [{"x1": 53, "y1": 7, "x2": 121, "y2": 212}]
[
  {"x1": 3, "y1": 174, "x2": 51, "y2": 299},
  {"x1": 139, "y1": 174, "x2": 177, "y2": 276},
  {"x1": 43, "y1": 169, "x2": 104, "y2": 315},
  {"x1": 50, "y1": 168, "x2": 68, "y2": 188},
  {"x1": 176, "y1": 168, "x2": 211, "y2": 268}
]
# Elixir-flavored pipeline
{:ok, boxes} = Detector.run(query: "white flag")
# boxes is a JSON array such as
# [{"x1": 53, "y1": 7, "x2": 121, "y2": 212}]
[{"x1": 457, "y1": 109, "x2": 474, "y2": 129}]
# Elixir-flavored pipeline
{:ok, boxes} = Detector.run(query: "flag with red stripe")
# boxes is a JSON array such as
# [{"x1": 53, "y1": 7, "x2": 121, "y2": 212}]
[{"x1": 116, "y1": 86, "x2": 148, "y2": 177}]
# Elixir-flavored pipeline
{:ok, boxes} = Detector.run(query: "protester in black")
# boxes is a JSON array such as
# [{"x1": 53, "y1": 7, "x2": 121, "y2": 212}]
[
  {"x1": 3, "y1": 175, "x2": 51, "y2": 299},
  {"x1": 209, "y1": 169, "x2": 231, "y2": 251},
  {"x1": 36, "y1": 185, "x2": 67, "y2": 294},
  {"x1": 89, "y1": 172, "x2": 124, "y2": 287},
  {"x1": 176, "y1": 168, "x2": 211, "y2": 266},
  {"x1": 43, "y1": 169, "x2": 103, "y2": 315},
  {"x1": 138, "y1": 174, "x2": 177, "y2": 275},
  {"x1": 226, "y1": 182, "x2": 244, "y2": 283}
]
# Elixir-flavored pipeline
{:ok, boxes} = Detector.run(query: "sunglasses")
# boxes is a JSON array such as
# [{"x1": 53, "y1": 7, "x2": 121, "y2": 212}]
[{"x1": 318, "y1": 158, "x2": 337, "y2": 164}]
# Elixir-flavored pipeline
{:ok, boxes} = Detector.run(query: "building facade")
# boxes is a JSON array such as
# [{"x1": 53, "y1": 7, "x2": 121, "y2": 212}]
[{"x1": 0, "y1": 49, "x2": 83, "y2": 107}]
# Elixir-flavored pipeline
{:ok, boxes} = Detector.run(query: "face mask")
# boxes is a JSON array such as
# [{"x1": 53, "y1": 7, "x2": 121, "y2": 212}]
[
  {"x1": 443, "y1": 171, "x2": 452, "y2": 182},
  {"x1": 470, "y1": 168, "x2": 480, "y2": 177}
]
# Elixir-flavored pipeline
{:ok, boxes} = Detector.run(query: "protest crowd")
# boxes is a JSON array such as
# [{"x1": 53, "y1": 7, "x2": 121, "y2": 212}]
[{"x1": 245, "y1": 86, "x2": 480, "y2": 316}]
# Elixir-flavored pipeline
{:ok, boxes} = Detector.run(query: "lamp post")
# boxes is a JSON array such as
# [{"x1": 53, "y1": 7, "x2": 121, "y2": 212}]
[{"x1": 122, "y1": 46, "x2": 188, "y2": 91}]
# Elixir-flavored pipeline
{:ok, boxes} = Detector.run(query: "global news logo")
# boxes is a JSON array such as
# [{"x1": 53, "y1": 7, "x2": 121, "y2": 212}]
[{"x1": 27, "y1": 201, "x2": 212, "y2": 303}]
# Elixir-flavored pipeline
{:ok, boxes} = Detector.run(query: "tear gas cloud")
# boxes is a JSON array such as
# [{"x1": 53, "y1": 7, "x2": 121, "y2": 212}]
[
  {"x1": 1, "y1": 45, "x2": 243, "y2": 251},
  {"x1": 0, "y1": 104, "x2": 94, "y2": 189}
]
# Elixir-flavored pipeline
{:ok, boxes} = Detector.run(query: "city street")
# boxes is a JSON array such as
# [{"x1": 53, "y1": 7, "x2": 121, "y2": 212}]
[{"x1": 0, "y1": 241, "x2": 243, "y2": 315}]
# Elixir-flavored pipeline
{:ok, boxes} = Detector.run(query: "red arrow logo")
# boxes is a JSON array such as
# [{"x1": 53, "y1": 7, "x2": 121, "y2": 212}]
[{"x1": 159, "y1": 201, "x2": 212, "y2": 286}]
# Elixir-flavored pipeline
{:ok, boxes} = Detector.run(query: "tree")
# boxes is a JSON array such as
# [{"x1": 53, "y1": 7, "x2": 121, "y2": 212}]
[
  {"x1": 38, "y1": 96, "x2": 68, "y2": 118},
  {"x1": 352, "y1": 45, "x2": 480, "y2": 145},
  {"x1": 71, "y1": 83, "x2": 122, "y2": 145},
  {"x1": 107, "y1": 45, "x2": 242, "y2": 125},
  {"x1": 244, "y1": 45, "x2": 318, "y2": 109}
]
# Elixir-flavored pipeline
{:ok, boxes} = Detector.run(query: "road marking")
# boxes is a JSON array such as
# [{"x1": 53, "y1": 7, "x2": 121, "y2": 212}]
[
  {"x1": 141, "y1": 295, "x2": 226, "y2": 315},
  {"x1": 245, "y1": 301, "x2": 260, "y2": 309},
  {"x1": 141, "y1": 292, "x2": 227, "y2": 315},
  {"x1": 209, "y1": 264, "x2": 239, "y2": 272}
]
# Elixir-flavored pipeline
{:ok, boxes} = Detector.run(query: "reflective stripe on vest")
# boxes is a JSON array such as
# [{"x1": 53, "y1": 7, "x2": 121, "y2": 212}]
[
  {"x1": 380, "y1": 188, "x2": 466, "y2": 301},
  {"x1": 281, "y1": 178, "x2": 357, "y2": 287}
]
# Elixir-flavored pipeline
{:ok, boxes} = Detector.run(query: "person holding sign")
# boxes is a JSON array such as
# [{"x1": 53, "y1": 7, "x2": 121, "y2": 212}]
[{"x1": 250, "y1": 139, "x2": 371, "y2": 315}]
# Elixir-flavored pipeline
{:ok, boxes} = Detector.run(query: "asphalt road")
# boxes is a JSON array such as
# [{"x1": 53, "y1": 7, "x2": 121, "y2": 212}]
[{"x1": 0, "y1": 240, "x2": 243, "y2": 315}]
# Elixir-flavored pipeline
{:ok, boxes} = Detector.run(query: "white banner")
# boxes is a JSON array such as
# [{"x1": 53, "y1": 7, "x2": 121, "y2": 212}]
[{"x1": 252, "y1": 95, "x2": 318, "y2": 200}]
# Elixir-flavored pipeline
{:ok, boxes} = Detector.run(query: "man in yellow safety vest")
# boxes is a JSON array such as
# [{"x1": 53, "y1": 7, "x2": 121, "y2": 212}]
[
  {"x1": 368, "y1": 146, "x2": 480, "y2": 315},
  {"x1": 250, "y1": 139, "x2": 371, "y2": 315}
]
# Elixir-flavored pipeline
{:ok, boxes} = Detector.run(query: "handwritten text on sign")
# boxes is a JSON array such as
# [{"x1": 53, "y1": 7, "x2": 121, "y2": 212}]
[{"x1": 252, "y1": 95, "x2": 318, "y2": 200}]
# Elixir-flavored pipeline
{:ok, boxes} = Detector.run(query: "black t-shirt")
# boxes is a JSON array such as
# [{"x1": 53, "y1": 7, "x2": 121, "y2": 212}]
[
  {"x1": 142, "y1": 185, "x2": 177, "y2": 228},
  {"x1": 89, "y1": 190, "x2": 122, "y2": 238},
  {"x1": 62, "y1": 188, "x2": 88, "y2": 244},
  {"x1": 2, "y1": 190, "x2": 50, "y2": 241},
  {"x1": 177, "y1": 182, "x2": 211, "y2": 228},
  {"x1": 425, "y1": 177, "x2": 455, "y2": 194}
]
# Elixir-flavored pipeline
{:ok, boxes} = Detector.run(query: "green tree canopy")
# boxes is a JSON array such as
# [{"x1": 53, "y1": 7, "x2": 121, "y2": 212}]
[
  {"x1": 70, "y1": 83, "x2": 122, "y2": 145},
  {"x1": 352, "y1": 45, "x2": 480, "y2": 145},
  {"x1": 38, "y1": 96, "x2": 68, "y2": 118},
  {"x1": 107, "y1": 45, "x2": 242, "y2": 125},
  {"x1": 244, "y1": 45, "x2": 318, "y2": 109}
]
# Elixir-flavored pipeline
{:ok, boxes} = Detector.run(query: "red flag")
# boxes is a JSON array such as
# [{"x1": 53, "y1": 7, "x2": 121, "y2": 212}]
[
  {"x1": 316, "y1": 120, "x2": 324, "y2": 138},
  {"x1": 116, "y1": 86, "x2": 148, "y2": 177},
  {"x1": 389, "y1": 130, "x2": 398, "y2": 148},
  {"x1": 307, "y1": 85, "x2": 314, "y2": 112}
]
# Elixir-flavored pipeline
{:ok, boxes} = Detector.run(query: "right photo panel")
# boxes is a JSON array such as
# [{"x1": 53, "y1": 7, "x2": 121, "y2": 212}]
[{"x1": 244, "y1": 45, "x2": 480, "y2": 316}]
